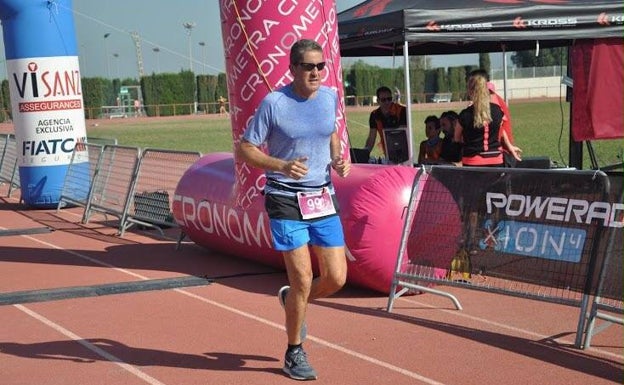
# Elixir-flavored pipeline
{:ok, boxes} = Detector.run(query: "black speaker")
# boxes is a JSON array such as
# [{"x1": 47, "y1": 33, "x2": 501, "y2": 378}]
[
  {"x1": 516, "y1": 156, "x2": 551, "y2": 169},
  {"x1": 349, "y1": 148, "x2": 371, "y2": 163},
  {"x1": 383, "y1": 128, "x2": 409, "y2": 164}
]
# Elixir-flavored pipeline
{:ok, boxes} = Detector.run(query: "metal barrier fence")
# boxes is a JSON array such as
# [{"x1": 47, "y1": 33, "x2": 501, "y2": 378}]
[
  {"x1": 583, "y1": 173, "x2": 624, "y2": 349},
  {"x1": 118, "y1": 148, "x2": 201, "y2": 236},
  {"x1": 56, "y1": 143, "x2": 201, "y2": 238},
  {"x1": 490, "y1": 65, "x2": 567, "y2": 80},
  {"x1": 82, "y1": 145, "x2": 141, "y2": 224},
  {"x1": 57, "y1": 143, "x2": 104, "y2": 209},
  {"x1": 87, "y1": 137, "x2": 118, "y2": 146},
  {"x1": 2, "y1": 134, "x2": 201, "y2": 238},
  {"x1": 0, "y1": 133, "x2": 19, "y2": 198},
  {"x1": 388, "y1": 166, "x2": 622, "y2": 348}
]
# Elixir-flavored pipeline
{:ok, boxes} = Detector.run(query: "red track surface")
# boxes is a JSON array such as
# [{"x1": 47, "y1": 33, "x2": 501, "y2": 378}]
[{"x1": 0, "y1": 184, "x2": 622, "y2": 385}]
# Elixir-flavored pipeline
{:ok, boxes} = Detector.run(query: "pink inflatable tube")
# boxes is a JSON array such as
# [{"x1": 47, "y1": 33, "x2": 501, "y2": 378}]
[{"x1": 173, "y1": 153, "x2": 418, "y2": 294}]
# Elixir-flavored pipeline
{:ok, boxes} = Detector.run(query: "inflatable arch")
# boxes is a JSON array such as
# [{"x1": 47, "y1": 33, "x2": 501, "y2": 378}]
[
  {"x1": 172, "y1": 1, "x2": 462, "y2": 294},
  {"x1": 0, "y1": 0, "x2": 88, "y2": 207}
]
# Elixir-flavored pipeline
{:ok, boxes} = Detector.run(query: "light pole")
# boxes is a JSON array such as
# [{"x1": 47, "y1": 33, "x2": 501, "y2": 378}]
[
  {"x1": 182, "y1": 22, "x2": 195, "y2": 72},
  {"x1": 183, "y1": 21, "x2": 197, "y2": 113},
  {"x1": 113, "y1": 53, "x2": 120, "y2": 79},
  {"x1": 198, "y1": 41, "x2": 206, "y2": 74},
  {"x1": 103, "y1": 33, "x2": 111, "y2": 78},
  {"x1": 152, "y1": 47, "x2": 160, "y2": 73}
]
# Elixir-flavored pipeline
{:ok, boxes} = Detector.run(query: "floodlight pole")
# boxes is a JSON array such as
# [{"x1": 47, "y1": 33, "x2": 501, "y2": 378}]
[
  {"x1": 198, "y1": 41, "x2": 206, "y2": 74},
  {"x1": 183, "y1": 22, "x2": 195, "y2": 72},
  {"x1": 104, "y1": 33, "x2": 111, "y2": 78},
  {"x1": 113, "y1": 53, "x2": 120, "y2": 79},
  {"x1": 153, "y1": 47, "x2": 160, "y2": 73},
  {"x1": 183, "y1": 22, "x2": 197, "y2": 114}
]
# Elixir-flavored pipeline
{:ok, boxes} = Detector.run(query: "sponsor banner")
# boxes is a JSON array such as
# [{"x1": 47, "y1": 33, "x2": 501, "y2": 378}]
[
  {"x1": 407, "y1": 167, "x2": 622, "y2": 299},
  {"x1": 219, "y1": 1, "x2": 347, "y2": 209},
  {"x1": 7, "y1": 56, "x2": 87, "y2": 167},
  {"x1": 479, "y1": 219, "x2": 586, "y2": 263}
]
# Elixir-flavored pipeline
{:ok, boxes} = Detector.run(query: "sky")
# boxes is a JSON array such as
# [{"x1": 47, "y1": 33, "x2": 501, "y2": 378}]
[{"x1": 0, "y1": 0, "x2": 481, "y2": 80}]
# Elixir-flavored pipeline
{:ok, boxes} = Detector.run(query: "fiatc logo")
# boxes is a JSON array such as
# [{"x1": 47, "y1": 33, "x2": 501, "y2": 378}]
[{"x1": 13, "y1": 61, "x2": 83, "y2": 113}]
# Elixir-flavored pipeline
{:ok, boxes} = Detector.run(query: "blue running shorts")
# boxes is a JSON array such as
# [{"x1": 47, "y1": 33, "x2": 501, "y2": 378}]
[{"x1": 269, "y1": 215, "x2": 344, "y2": 251}]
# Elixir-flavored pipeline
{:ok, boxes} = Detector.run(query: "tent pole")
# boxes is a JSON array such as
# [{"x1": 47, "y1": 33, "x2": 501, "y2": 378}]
[
  {"x1": 403, "y1": 40, "x2": 414, "y2": 164},
  {"x1": 502, "y1": 44, "x2": 509, "y2": 103}
]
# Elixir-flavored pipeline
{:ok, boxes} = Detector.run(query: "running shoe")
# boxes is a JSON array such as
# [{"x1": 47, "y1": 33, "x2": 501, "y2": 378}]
[
  {"x1": 278, "y1": 285, "x2": 307, "y2": 342},
  {"x1": 283, "y1": 346, "x2": 317, "y2": 381}
]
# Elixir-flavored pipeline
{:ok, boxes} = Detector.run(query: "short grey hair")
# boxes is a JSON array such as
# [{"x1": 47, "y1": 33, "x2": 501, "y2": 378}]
[{"x1": 290, "y1": 39, "x2": 323, "y2": 65}]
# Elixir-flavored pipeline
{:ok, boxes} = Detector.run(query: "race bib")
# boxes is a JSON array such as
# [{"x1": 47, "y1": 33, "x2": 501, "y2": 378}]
[{"x1": 296, "y1": 188, "x2": 336, "y2": 220}]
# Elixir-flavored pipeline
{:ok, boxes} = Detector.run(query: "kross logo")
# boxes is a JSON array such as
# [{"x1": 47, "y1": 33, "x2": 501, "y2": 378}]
[
  {"x1": 426, "y1": 21, "x2": 440, "y2": 31},
  {"x1": 353, "y1": 0, "x2": 392, "y2": 17},
  {"x1": 513, "y1": 16, "x2": 526, "y2": 28},
  {"x1": 596, "y1": 12, "x2": 623, "y2": 26},
  {"x1": 513, "y1": 16, "x2": 577, "y2": 28}
]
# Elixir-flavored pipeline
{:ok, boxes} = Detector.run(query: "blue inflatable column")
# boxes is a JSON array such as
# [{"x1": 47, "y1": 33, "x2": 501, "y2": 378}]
[{"x1": 0, "y1": 0, "x2": 88, "y2": 207}]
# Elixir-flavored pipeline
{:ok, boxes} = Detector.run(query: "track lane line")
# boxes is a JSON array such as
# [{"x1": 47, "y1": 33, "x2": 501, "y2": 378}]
[
  {"x1": 12, "y1": 233, "x2": 448, "y2": 384},
  {"x1": 398, "y1": 296, "x2": 624, "y2": 362},
  {"x1": 12, "y1": 230, "x2": 623, "y2": 381},
  {"x1": 174, "y1": 289, "x2": 448, "y2": 385},
  {"x1": 14, "y1": 304, "x2": 168, "y2": 385}
]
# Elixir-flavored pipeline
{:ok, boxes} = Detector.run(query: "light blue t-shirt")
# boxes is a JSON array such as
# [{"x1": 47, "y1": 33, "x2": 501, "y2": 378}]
[{"x1": 244, "y1": 84, "x2": 338, "y2": 191}]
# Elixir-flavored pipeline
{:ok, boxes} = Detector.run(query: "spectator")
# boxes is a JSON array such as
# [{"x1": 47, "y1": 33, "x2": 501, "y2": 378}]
[
  {"x1": 417, "y1": 115, "x2": 443, "y2": 164},
  {"x1": 364, "y1": 86, "x2": 407, "y2": 159},
  {"x1": 439, "y1": 110, "x2": 462, "y2": 164},
  {"x1": 218, "y1": 96, "x2": 228, "y2": 115},
  {"x1": 133, "y1": 99, "x2": 141, "y2": 117},
  {"x1": 468, "y1": 69, "x2": 522, "y2": 167},
  {"x1": 455, "y1": 71, "x2": 505, "y2": 166}
]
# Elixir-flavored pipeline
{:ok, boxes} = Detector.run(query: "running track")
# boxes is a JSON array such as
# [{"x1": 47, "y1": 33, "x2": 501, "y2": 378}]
[{"x1": 0, "y1": 184, "x2": 622, "y2": 385}]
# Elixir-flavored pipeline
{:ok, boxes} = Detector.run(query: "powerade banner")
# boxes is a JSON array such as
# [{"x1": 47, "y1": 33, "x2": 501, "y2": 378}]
[
  {"x1": 0, "y1": 0, "x2": 88, "y2": 207},
  {"x1": 406, "y1": 166, "x2": 623, "y2": 300},
  {"x1": 219, "y1": 1, "x2": 348, "y2": 209}
]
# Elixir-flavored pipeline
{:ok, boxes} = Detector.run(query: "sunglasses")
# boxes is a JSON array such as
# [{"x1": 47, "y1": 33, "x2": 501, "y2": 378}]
[
  {"x1": 379, "y1": 97, "x2": 393, "y2": 103},
  {"x1": 298, "y1": 62, "x2": 326, "y2": 71}
]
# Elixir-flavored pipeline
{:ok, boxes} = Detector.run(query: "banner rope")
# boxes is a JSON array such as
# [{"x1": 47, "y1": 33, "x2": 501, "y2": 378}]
[{"x1": 232, "y1": 0, "x2": 273, "y2": 93}]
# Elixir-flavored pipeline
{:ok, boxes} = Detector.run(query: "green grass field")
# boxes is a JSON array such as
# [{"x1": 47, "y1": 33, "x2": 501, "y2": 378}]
[{"x1": 87, "y1": 100, "x2": 622, "y2": 170}]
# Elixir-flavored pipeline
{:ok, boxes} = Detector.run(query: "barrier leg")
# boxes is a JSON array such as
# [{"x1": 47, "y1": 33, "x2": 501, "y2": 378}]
[{"x1": 387, "y1": 280, "x2": 463, "y2": 312}]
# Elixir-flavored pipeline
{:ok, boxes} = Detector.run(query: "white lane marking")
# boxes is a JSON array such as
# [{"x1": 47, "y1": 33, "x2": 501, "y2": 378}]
[
  {"x1": 17, "y1": 233, "x2": 151, "y2": 280},
  {"x1": 398, "y1": 296, "x2": 624, "y2": 362},
  {"x1": 7, "y1": 233, "x2": 448, "y2": 383},
  {"x1": 14, "y1": 304, "x2": 167, "y2": 385},
  {"x1": 13, "y1": 231, "x2": 624, "y2": 380},
  {"x1": 175, "y1": 289, "x2": 447, "y2": 385}
]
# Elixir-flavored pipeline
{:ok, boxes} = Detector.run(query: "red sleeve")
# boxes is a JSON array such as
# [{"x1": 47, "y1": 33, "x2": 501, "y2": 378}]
[{"x1": 492, "y1": 93, "x2": 513, "y2": 143}]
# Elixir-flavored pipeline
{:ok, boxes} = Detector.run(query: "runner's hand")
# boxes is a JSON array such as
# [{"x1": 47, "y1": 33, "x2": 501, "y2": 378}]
[
  {"x1": 282, "y1": 156, "x2": 309, "y2": 180},
  {"x1": 331, "y1": 157, "x2": 350, "y2": 178}
]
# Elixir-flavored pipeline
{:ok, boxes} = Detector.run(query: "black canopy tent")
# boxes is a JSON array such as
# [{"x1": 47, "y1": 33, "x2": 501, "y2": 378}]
[
  {"x1": 337, "y1": 0, "x2": 624, "y2": 167},
  {"x1": 338, "y1": 0, "x2": 622, "y2": 56}
]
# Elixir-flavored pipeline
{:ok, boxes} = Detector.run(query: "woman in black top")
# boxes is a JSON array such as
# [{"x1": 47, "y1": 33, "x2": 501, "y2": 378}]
[{"x1": 454, "y1": 72, "x2": 504, "y2": 167}]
